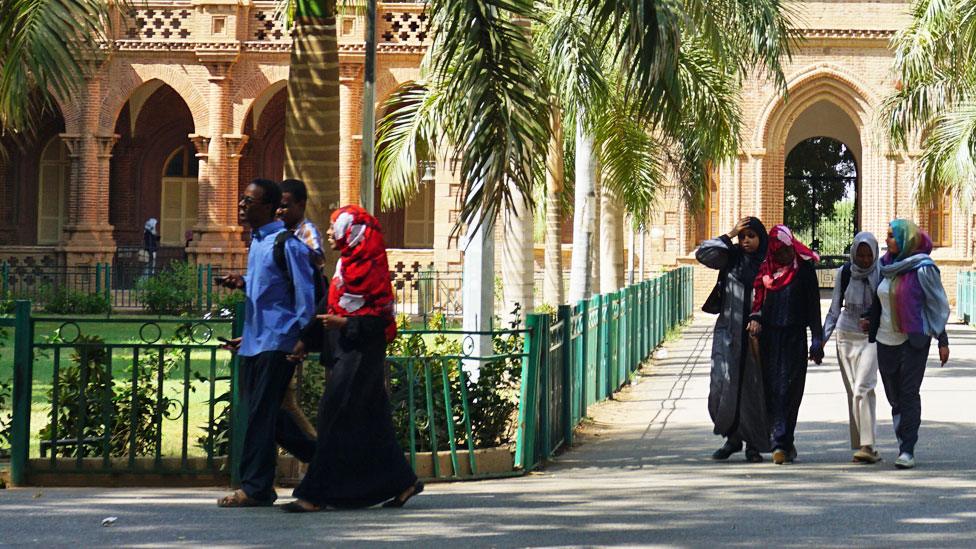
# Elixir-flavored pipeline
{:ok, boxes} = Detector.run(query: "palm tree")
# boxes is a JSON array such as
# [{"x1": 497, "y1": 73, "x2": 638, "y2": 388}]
[
  {"x1": 881, "y1": 0, "x2": 976, "y2": 205},
  {"x1": 0, "y1": 0, "x2": 112, "y2": 135},
  {"x1": 284, "y1": 0, "x2": 341, "y2": 251}
]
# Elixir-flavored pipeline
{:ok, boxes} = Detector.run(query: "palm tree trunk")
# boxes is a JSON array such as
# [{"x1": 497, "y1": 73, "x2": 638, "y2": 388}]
[
  {"x1": 544, "y1": 107, "x2": 565, "y2": 307},
  {"x1": 569, "y1": 113, "x2": 596, "y2": 303},
  {"x1": 599, "y1": 189, "x2": 624, "y2": 293},
  {"x1": 501, "y1": 179, "x2": 535, "y2": 324},
  {"x1": 285, "y1": 0, "x2": 340, "y2": 269}
]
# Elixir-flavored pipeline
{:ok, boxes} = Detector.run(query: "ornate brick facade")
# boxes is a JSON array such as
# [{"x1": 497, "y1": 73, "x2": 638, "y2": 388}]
[{"x1": 1, "y1": 0, "x2": 972, "y2": 302}]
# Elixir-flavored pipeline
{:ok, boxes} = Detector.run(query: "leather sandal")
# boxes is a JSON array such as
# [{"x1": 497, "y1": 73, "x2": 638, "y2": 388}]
[
  {"x1": 280, "y1": 500, "x2": 323, "y2": 513},
  {"x1": 217, "y1": 489, "x2": 273, "y2": 508}
]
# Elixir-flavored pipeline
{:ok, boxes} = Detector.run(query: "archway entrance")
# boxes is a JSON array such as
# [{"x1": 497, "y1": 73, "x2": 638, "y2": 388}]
[
  {"x1": 784, "y1": 137, "x2": 858, "y2": 256},
  {"x1": 782, "y1": 99, "x2": 861, "y2": 260}
]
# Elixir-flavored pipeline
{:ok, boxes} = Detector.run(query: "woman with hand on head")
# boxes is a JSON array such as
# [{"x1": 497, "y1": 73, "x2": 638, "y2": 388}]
[
  {"x1": 282, "y1": 205, "x2": 422, "y2": 512},
  {"x1": 747, "y1": 225, "x2": 823, "y2": 465},
  {"x1": 863, "y1": 219, "x2": 949, "y2": 470},
  {"x1": 821, "y1": 232, "x2": 882, "y2": 464},
  {"x1": 696, "y1": 216, "x2": 771, "y2": 463}
]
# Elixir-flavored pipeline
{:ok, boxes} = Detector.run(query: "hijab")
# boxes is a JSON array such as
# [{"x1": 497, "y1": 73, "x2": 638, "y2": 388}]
[
  {"x1": 751, "y1": 225, "x2": 819, "y2": 314},
  {"x1": 846, "y1": 231, "x2": 880, "y2": 308},
  {"x1": 728, "y1": 217, "x2": 769, "y2": 284},
  {"x1": 880, "y1": 219, "x2": 936, "y2": 333},
  {"x1": 144, "y1": 218, "x2": 158, "y2": 235},
  {"x1": 328, "y1": 205, "x2": 397, "y2": 343}
]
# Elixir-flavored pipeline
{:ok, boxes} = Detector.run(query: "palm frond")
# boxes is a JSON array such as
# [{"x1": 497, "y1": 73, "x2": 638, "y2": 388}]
[
  {"x1": 425, "y1": 0, "x2": 549, "y2": 229},
  {"x1": 916, "y1": 102, "x2": 976, "y2": 205},
  {"x1": 593, "y1": 96, "x2": 665, "y2": 226},
  {"x1": 0, "y1": 0, "x2": 112, "y2": 133},
  {"x1": 374, "y1": 81, "x2": 442, "y2": 211}
]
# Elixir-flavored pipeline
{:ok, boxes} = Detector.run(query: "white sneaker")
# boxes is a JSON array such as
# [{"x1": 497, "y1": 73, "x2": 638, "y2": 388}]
[{"x1": 894, "y1": 452, "x2": 915, "y2": 469}]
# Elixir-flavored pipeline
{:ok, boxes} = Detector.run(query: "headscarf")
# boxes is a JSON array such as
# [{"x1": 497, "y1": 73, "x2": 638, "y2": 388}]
[
  {"x1": 144, "y1": 218, "x2": 158, "y2": 235},
  {"x1": 751, "y1": 225, "x2": 819, "y2": 314},
  {"x1": 328, "y1": 205, "x2": 397, "y2": 343},
  {"x1": 846, "y1": 231, "x2": 880, "y2": 308},
  {"x1": 727, "y1": 217, "x2": 769, "y2": 284},
  {"x1": 880, "y1": 219, "x2": 935, "y2": 333}
]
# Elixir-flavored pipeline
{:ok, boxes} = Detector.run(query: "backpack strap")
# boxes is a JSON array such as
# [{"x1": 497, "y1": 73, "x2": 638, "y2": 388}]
[
  {"x1": 839, "y1": 262, "x2": 852, "y2": 308},
  {"x1": 273, "y1": 230, "x2": 293, "y2": 286}
]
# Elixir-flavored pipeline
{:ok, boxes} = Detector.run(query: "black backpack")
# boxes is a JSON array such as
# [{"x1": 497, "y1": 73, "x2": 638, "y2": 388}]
[{"x1": 273, "y1": 230, "x2": 327, "y2": 305}]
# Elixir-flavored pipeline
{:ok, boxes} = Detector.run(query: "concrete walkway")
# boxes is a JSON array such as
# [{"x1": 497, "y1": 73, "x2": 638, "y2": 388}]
[{"x1": 3, "y1": 313, "x2": 976, "y2": 547}]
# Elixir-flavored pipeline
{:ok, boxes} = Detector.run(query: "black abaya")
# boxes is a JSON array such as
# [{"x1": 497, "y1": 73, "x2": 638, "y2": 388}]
[{"x1": 293, "y1": 313, "x2": 417, "y2": 508}]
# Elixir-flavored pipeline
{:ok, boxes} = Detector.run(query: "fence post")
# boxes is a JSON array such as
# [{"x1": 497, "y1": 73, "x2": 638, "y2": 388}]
[
  {"x1": 229, "y1": 302, "x2": 246, "y2": 487},
  {"x1": 559, "y1": 304, "x2": 574, "y2": 447},
  {"x1": 105, "y1": 264, "x2": 112, "y2": 301},
  {"x1": 10, "y1": 300, "x2": 32, "y2": 486},
  {"x1": 576, "y1": 299, "x2": 588, "y2": 422},
  {"x1": 206, "y1": 264, "x2": 214, "y2": 311},
  {"x1": 196, "y1": 265, "x2": 205, "y2": 313},
  {"x1": 95, "y1": 263, "x2": 102, "y2": 295},
  {"x1": 1, "y1": 261, "x2": 8, "y2": 297},
  {"x1": 515, "y1": 313, "x2": 544, "y2": 471}
]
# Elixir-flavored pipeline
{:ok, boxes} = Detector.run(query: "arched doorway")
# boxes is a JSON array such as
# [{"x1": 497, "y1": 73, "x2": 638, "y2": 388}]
[{"x1": 782, "y1": 100, "x2": 861, "y2": 259}]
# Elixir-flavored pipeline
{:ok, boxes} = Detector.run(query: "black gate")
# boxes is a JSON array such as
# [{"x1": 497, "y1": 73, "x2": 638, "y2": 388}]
[{"x1": 784, "y1": 175, "x2": 857, "y2": 256}]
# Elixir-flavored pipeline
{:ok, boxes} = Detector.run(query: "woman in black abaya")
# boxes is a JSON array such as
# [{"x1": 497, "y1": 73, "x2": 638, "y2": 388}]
[{"x1": 282, "y1": 205, "x2": 422, "y2": 512}]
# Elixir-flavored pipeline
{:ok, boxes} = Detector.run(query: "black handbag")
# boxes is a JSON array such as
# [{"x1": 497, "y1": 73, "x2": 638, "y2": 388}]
[{"x1": 701, "y1": 271, "x2": 724, "y2": 314}]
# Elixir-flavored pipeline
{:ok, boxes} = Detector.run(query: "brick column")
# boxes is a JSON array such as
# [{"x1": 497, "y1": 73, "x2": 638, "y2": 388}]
[
  {"x1": 187, "y1": 59, "x2": 248, "y2": 269},
  {"x1": 58, "y1": 72, "x2": 118, "y2": 266},
  {"x1": 339, "y1": 62, "x2": 364, "y2": 206}
]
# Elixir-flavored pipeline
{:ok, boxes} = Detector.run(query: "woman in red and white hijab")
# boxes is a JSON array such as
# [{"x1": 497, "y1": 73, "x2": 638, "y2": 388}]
[
  {"x1": 284, "y1": 205, "x2": 422, "y2": 512},
  {"x1": 746, "y1": 225, "x2": 824, "y2": 465}
]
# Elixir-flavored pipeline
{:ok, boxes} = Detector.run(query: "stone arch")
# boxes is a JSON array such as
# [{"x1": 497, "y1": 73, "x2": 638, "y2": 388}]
[
  {"x1": 755, "y1": 64, "x2": 875, "y2": 150},
  {"x1": 231, "y1": 65, "x2": 289, "y2": 134},
  {"x1": 752, "y1": 66, "x2": 875, "y2": 226},
  {"x1": 98, "y1": 64, "x2": 208, "y2": 135}
]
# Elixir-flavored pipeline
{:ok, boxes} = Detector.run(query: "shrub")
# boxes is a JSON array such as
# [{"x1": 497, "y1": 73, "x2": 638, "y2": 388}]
[
  {"x1": 37, "y1": 333, "x2": 177, "y2": 458},
  {"x1": 214, "y1": 290, "x2": 245, "y2": 315},
  {"x1": 138, "y1": 262, "x2": 199, "y2": 315},
  {"x1": 0, "y1": 378, "x2": 11, "y2": 459},
  {"x1": 39, "y1": 285, "x2": 110, "y2": 315}
]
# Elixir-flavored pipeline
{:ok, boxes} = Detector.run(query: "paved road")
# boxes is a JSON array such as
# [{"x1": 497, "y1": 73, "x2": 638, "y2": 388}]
[{"x1": 3, "y1": 311, "x2": 976, "y2": 547}]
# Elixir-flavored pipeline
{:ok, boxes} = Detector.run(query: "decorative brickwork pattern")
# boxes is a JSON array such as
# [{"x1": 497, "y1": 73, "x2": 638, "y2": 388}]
[
  {"x1": 123, "y1": 7, "x2": 193, "y2": 40},
  {"x1": 379, "y1": 10, "x2": 429, "y2": 45}
]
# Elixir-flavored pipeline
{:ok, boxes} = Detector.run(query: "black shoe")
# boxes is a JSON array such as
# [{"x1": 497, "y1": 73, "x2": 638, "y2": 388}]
[
  {"x1": 383, "y1": 481, "x2": 424, "y2": 508},
  {"x1": 712, "y1": 440, "x2": 743, "y2": 460},
  {"x1": 745, "y1": 446, "x2": 763, "y2": 463}
]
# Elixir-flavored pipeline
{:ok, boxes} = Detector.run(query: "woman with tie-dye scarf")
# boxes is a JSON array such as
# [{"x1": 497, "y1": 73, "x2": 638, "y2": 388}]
[
  {"x1": 863, "y1": 219, "x2": 950, "y2": 470},
  {"x1": 746, "y1": 225, "x2": 824, "y2": 465}
]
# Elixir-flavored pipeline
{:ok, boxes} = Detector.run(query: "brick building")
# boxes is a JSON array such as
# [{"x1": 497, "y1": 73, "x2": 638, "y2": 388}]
[{"x1": 0, "y1": 0, "x2": 971, "y2": 305}]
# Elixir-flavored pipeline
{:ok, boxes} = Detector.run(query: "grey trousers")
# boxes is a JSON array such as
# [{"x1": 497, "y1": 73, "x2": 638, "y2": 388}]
[{"x1": 877, "y1": 339, "x2": 930, "y2": 455}]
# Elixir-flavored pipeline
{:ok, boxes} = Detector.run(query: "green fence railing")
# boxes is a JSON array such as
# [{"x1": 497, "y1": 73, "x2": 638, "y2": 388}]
[
  {"x1": 515, "y1": 266, "x2": 693, "y2": 471},
  {"x1": 2, "y1": 266, "x2": 693, "y2": 485},
  {"x1": 957, "y1": 271, "x2": 975, "y2": 324}
]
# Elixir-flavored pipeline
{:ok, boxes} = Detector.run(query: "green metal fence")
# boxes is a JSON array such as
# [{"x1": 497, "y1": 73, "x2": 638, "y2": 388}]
[
  {"x1": 958, "y1": 271, "x2": 975, "y2": 324},
  {"x1": 3, "y1": 266, "x2": 692, "y2": 485},
  {"x1": 515, "y1": 266, "x2": 693, "y2": 471}
]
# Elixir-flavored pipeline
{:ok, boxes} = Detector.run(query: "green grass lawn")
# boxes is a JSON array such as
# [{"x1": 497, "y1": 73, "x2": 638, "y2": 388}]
[{"x1": 1, "y1": 315, "x2": 235, "y2": 460}]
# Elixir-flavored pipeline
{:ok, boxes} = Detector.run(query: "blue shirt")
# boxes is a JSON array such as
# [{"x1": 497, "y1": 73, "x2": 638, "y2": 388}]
[{"x1": 239, "y1": 220, "x2": 316, "y2": 357}]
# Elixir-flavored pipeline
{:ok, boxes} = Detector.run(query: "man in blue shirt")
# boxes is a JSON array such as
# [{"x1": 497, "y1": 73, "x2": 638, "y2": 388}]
[{"x1": 216, "y1": 179, "x2": 317, "y2": 508}]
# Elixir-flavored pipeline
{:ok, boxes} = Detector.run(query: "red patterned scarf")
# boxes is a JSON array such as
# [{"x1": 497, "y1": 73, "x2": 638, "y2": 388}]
[
  {"x1": 328, "y1": 205, "x2": 397, "y2": 343},
  {"x1": 751, "y1": 225, "x2": 819, "y2": 314}
]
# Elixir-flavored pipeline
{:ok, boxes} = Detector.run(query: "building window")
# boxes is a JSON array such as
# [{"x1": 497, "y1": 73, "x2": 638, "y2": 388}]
[
  {"x1": 37, "y1": 136, "x2": 70, "y2": 244},
  {"x1": 160, "y1": 146, "x2": 199, "y2": 246},
  {"x1": 697, "y1": 165, "x2": 720, "y2": 242},
  {"x1": 403, "y1": 178, "x2": 435, "y2": 248},
  {"x1": 928, "y1": 192, "x2": 952, "y2": 247}
]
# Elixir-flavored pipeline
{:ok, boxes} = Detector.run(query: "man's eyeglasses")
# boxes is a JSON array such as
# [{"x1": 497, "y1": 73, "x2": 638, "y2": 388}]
[{"x1": 239, "y1": 196, "x2": 269, "y2": 207}]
